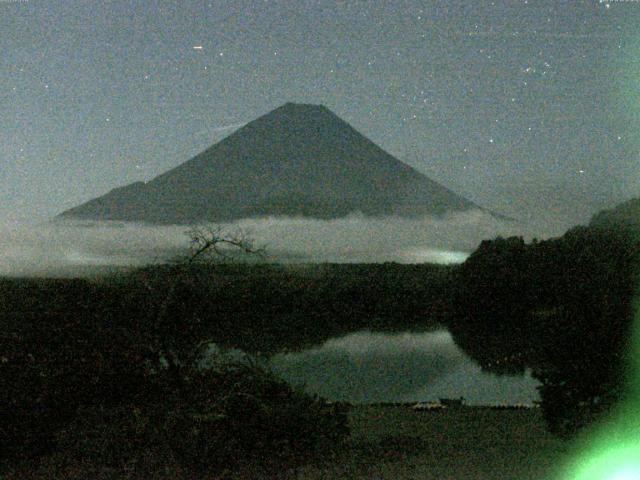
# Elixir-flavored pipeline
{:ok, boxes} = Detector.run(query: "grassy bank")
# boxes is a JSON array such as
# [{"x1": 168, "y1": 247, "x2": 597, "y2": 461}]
[{"x1": 293, "y1": 405, "x2": 570, "y2": 480}]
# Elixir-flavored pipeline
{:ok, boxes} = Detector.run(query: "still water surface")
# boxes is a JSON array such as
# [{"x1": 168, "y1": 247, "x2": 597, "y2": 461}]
[{"x1": 270, "y1": 330, "x2": 540, "y2": 405}]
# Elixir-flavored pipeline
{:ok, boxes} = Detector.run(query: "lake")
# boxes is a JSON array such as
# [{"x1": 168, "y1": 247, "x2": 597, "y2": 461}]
[{"x1": 270, "y1": 330, "x2": 540, "y2": 405}]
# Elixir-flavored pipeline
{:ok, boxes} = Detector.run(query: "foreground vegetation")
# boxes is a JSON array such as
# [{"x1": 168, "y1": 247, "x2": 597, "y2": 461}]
[
  {"x1": 1, "y1": 261, "x2": 449, "y2": 477},
  {"x1": 448, "y1": 202, "x2": 640, "y2": 438},
  {"x1": 2, "y1": 199, "x2": 639, "y2": 476}
]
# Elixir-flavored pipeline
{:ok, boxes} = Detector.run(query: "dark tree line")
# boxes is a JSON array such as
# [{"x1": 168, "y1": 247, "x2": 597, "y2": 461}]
[
  {"x1": 1, "y1": 231, "x2": 451, "y2": 477},
  {"x1": 447, "y1": 219, "x2": 640, "y2": 437}
]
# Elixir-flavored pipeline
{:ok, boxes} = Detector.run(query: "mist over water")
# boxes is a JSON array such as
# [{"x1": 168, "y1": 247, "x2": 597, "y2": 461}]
[{"x1": 0, "y1": 209, "x2": 558, "y2": 276}]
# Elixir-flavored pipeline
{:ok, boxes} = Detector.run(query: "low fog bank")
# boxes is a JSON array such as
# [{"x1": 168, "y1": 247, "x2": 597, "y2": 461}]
[
  {"x1": 0, "y1": 220, "x2": 189, "y2": 277},
  {"x1": 0, "y1": 209, "x2": 559, "y2": 276},
  {"x1": 270, "y1": 330, "x2": 540, "y2": 405}
]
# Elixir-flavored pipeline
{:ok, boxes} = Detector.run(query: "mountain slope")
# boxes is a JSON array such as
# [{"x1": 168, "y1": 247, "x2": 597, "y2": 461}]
[
  {"x1": 589, "y1": 197, "x2": 640, "y2": 232},
  {"x1": 59, "y1": 103, "x2": 478, "y2": 224}
]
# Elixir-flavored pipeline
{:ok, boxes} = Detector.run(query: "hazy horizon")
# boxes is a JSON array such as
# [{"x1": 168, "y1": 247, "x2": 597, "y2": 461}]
[{"x1": 0, "y1": 208, "x2": 572, "y2": 277}]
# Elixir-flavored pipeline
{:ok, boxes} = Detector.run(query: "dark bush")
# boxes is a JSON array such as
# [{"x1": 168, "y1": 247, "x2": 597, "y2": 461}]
[
  {"x1": 1, "y1": 316, "x2": 349, "y2": 476},
  {"x1": 163, "y1": 357, "x2": 349, "y2": 474}
]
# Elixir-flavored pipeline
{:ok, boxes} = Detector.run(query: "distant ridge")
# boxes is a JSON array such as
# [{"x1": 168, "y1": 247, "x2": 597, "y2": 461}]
[
  {"x1": 59, "y1": 103, "x2": 479, "y2": 224},
  {"x1": 589, "y1": 197, "x2": 640, "y2": 232}
]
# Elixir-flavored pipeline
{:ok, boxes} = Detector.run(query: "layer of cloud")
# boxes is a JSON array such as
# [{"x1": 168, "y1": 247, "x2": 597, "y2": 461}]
[
  {"x1": 0, "y1": 209, "x2": 557, "y2": 276},
  {"x1": 0, "y1": 220, "x2": 189, "y2": 276}
]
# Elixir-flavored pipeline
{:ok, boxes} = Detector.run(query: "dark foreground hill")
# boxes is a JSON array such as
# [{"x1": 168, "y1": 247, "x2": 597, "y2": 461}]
[
  {"x1": 58, "y1": 103, "x2": 478, "y2": 224},
  {"x1": 2, "y1": 404, "x2": 567, "y2": 480}
]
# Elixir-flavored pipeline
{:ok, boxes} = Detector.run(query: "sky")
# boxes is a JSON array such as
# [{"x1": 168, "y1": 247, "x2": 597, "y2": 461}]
[{"x1": 2, "y1": 0, "x2": 639, "y2": 229}]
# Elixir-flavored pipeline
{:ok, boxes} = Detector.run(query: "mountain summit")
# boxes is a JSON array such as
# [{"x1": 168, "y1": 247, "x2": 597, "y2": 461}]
[{"x1": 59, "y1": 103, "x2": 478, "y2": 224}]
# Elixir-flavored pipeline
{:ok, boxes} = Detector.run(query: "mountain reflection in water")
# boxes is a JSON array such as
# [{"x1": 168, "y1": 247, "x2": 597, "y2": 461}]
[{"x1": 270, "y1": 330, "x2": 540, "y2": 405}]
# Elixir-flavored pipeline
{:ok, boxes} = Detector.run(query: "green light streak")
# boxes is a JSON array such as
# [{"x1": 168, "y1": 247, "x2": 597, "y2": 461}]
[
  {"x1": 556, "y1": 414, "x2": 640, "y2": 479},
  {"x1": 574, "y1": 444, "x2": 640, "y2": 480},
  {"x1": 550, "y1": 23, "x2": 640, "y2": 479},
  {"x1": 553, "y1": 281, "x2": 640, "y2": 480},
  {"x1": 627, "y1": 297, "x2": 640, "y2": 400}
]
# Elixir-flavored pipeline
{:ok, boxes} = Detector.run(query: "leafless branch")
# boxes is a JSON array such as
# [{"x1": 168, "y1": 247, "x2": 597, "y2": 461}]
[{"x1": 183, "y1": 225, "x2": 265, "y2": 264}]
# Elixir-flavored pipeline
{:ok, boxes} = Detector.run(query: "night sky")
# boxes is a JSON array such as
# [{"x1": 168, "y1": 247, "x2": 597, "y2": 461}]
[{"x1": 2, "y1": 0, "x2": 639, "y2": 229}]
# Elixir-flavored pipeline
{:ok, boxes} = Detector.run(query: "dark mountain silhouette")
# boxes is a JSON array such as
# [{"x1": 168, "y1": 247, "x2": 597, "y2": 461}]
[
  {"x1": 59, "y1": 103, "x2": 479, "y2": 224},
  {"x1": 589, "y1": 197, "x2": 640, "y2": 232}
]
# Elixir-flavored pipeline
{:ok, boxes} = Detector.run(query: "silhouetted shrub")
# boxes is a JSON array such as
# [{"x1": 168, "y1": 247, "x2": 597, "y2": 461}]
[
  {"x1": 159, "y1": 357, "x2": 348, "y2": 475},
  {"x1": 1, "y1": 304, "x2": 349, "y2": 475}
]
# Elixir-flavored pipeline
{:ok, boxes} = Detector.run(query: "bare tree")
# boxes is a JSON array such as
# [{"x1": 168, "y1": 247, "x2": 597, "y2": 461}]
[
  {"x1": 183, "y1": 224, "x2": 265, "y2": 265},
  {"x1": 145, "y1": 224, "x2": 265, "y2": 378}
]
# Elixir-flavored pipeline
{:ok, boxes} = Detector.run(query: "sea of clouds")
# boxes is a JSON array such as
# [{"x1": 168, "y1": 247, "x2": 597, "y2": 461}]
[{"x1": 0, "y1": 209, "x2": 561, "y2": 277}]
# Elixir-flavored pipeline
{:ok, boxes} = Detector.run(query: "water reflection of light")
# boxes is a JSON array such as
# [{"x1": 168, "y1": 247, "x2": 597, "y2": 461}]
[{"x1": 397, "y1": 247, "x2": 469, "y2": 264}]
